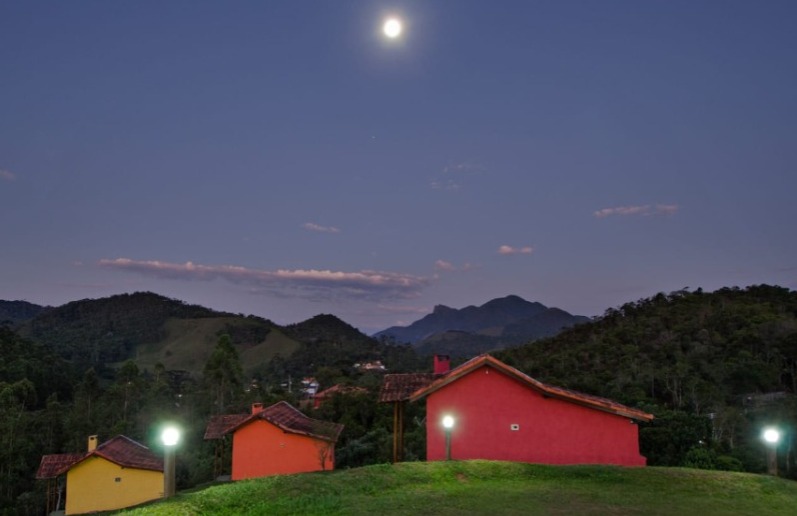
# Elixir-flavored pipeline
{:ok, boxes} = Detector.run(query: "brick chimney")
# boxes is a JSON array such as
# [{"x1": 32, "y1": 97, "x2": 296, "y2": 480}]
[
  {"x1": 88, "y1": 435, "x2": 98, "y2": 452},
  {"x1": 434, "y1": 354, "x2": 451, "y2": 375},
  {"x1": 251, "y1": 402, "x2": 264, "y2": 414}
]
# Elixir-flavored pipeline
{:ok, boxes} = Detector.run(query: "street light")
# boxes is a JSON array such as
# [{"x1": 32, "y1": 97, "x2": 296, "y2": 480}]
[
  {"x1": 762, "y1": 427, "x2": 780, "y2": 476},
  {"x1": 161, "y1": 425, "x2": 180, "y2": 498},
  {"x1": 442, "y1": 415, "x2": 454, "y2": 461}
]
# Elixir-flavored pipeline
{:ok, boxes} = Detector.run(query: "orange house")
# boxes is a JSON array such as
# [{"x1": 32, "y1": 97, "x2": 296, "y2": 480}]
[
  {"x1": 205, "y1": 401, "x2": 344, "y2": 480},
  {"x1": 36, "y1": 435, "x2": 163, "y2": 515}
]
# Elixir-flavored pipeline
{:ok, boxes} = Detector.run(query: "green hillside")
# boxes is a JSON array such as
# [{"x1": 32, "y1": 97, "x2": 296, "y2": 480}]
[
  {"x1": 13, "y1": 292, "x2": 297, "y2": 376},
  {"x1": 134, "y1": 317, "x2": 300, "y2": 376},
  {"x1": 121, "y1": 461, "x2": 797, "y2": 515}
]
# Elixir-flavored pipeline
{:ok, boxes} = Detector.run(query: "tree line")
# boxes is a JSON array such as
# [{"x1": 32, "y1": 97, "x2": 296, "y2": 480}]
[{"x1": 497, "y1": 285, "x2": 797, "y2": 475}]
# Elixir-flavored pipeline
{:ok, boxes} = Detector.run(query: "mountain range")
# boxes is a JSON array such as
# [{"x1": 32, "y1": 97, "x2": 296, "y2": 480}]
[
  {"x1": 375, "y1": 295, "x2": 589, "y2": 356},
  {"x1": 1, "y1": 292, "x2": 585, "y2": 372}
]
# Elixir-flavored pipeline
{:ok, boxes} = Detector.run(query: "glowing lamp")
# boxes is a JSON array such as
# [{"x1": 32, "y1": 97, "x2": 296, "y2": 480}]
[
  {"x1": 762, "y1": 426, "x2": 781, "y2": 476},
  {"x1": 442, "y1": 415, "x2": 455, "y2": 460},
  {"x1": 162, "y1": 426, "x2": 180, "y2": 447},
  {"x1": 763, "y1": 428, "x2": 780, "y2": 444},
  {"x1": 161, "y1": 425, "x2": 181, "y2": 498}
]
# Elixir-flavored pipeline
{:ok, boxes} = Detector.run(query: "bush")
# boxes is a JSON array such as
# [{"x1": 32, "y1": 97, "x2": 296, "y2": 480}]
[
  {"x1": 715, "y1": 455, "x2": 744, "y2": 472},
  {"x1": 682, "y1": 446, "x2": 716, "y2": 470}
]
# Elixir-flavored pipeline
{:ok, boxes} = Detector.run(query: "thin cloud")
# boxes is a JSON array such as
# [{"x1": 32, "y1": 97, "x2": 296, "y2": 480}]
[
  {"x1": 594, "y1": 204, "x2": 679, "y2": 218},
  {"x1": 98, "y1": 258, "x2": 431, "y2": 301},
  {"x1": 498, "y1": 245, "x2": 534, "y2": 255},
  {"x1": 434, "y1": 259, "x2": 475, "y2": 272},
  {"x1": 431, "y1": 161, "x2": 485, "y2": 191},
  {"x1": 434, "y1": 260, "x2": 456, "y2": 271},
  {"x1": 655, "y1": 204, "x2": 679, "y2": 215},
  {"x1": 0, "y1": 169, "x2": 15, "y2": 181},
  {"x1": 303, "y1": 222, "x2": 340, "y2": 234}
]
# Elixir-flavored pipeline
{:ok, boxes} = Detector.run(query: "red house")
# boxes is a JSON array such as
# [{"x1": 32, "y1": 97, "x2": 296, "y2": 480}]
[
  {"x1": 205, "y1": 401, "x2": 343, "y2": 480},
  {"x1": 409, "y1": 355, "x2": 653, "y2": 466}
]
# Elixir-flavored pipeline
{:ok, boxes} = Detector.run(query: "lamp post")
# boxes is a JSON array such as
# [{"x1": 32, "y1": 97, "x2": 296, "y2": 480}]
[
  {"x1": 161, "y1": 426, "x2": 180, "y2": 498},
  {"x1": 762, "y1": 427, "x2": 780, "y2": 476},
  {"x1": 442, "y1": 415, "x2": 454, "y2": 461}
]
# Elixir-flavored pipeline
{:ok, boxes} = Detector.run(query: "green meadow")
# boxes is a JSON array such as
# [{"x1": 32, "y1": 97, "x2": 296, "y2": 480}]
[{"x1": 121, "y1": 460, "x2": 797, "y2": 515}]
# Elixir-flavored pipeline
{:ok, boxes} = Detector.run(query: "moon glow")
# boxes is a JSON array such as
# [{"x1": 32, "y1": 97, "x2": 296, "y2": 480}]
[{"x1": 383, "y1": 18, "x2": 402, "y2": 38}]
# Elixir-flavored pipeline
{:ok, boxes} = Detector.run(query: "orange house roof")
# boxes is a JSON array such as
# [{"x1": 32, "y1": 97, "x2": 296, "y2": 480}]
[
  {"x1": 36, "y1": 436, "x2": 163, "y2": 479},
  {"x1": 409, "y1": 354, "x2": 654, "y2": 422},
  {"x1": 205, "y1": 401, "x2": 344, "y2": 443}
]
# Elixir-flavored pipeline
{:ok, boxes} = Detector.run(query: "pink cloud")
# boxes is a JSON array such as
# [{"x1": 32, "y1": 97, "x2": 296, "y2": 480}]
[
  {"x1": 98, "y1": 258, "x2": 431, "y2": 300},
  {"x1": 434, "y1": 259, "x2": 476, "y2": 272},
  {"x1": 303, "y1": 222, "x2": 340, "y2": 233},
  {"x1": 434, "y1": 260, "x2": 456, "y2": 271},
  {"x1": 0, "y1": 169, "x2": 15, "y2": 181},
  {"x1": 498, "y1": 245, "x2": 533, "y2": 255}
]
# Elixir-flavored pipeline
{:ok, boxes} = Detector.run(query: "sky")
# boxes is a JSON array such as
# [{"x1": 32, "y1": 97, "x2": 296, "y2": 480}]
[{"x1": 2, "y1": 1, "x2": 795, "y2": 334}]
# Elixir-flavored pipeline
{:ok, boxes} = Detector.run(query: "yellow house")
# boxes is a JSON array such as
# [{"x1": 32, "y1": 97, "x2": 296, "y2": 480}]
[{"x1": 37, "y1": 435, "x2": 164, "y2": 515}]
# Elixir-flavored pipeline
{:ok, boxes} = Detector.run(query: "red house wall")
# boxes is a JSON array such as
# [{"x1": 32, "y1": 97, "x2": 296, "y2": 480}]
[
  {"x1": 426, "y1": 365, "x2": 646, "y2": 466},
  {"x1": 231, "y1": 420, "x2": 335, "y2": 480}
]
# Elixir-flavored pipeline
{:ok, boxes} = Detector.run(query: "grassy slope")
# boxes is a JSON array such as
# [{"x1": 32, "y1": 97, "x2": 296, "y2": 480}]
[
  {"x1": 121, "y1": 461, "x2": 797, "y2": 515},
  {"x1": 135, "y1": 318, "x2": 299, "y2": 375}
]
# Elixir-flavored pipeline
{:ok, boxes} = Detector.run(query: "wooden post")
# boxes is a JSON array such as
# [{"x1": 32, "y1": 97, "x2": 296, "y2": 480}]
[
  {"x1": 392, "y1": 401, "x2": 406, "y2": 463},
  {"x1": 392, "y1": 402, "x2": 399, "y2": 463},
  {"x1": 398, "y1": 401, "x2": 404, "y2": 462},
  {"x1": 393, "y1": 401, "x2": 404, "y2": 464}
]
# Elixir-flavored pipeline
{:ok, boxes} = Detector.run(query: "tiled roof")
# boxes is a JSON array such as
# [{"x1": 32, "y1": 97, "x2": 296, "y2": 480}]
[
  {"x1": 36, "y1": 436, "x2": 163, "y2": 479},
  {"x1": 205, "y1": 401, "x2": 344, "y2": 443},
  {"x1": 315, "y1": 384, "x2": 368, "y2": 399},
  {"x1": 378, "y1": 373, "x2": 436, "y2": 402},
  {"x1": 92, "y1": 435, "x2": 163, "y2": 472},
  {"x1": 204, "y1": 413, "x2": 250, "y2": 440},
  {"x1": 36, "y1": 453, "x2": 84, "y2": 479},
  {"x1": 409, "y1": 354, "x2": 654, "y2": 422},
  {"x1": 260, "y1": 401, "x2": 344, "y2": 442}
]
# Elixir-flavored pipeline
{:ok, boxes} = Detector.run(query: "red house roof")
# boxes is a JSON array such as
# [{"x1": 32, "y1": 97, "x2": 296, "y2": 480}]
[
  {"x1": 409, "y1": 354, "x2": 654, "y2": 422},
  {"x1": 36, "y1": 453, "x2": 84, "y2": 479},
  {"x1": 205, "y1": 401, "x2": 344, "y2": 443},
  {"x1": 36, "y1": 436, "x2": 163, "y2": 479},
  {"x1": 204, "y1": 413, "x2": 250, "y2": 440}
]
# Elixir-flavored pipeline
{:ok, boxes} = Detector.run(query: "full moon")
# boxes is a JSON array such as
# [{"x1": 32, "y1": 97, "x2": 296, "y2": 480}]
[{"x1": 383, "y1": 18, "x2": 402, "y2": 38}]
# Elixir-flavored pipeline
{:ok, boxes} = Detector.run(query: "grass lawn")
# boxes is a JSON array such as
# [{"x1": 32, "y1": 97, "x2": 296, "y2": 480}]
[{"x1": 120, "y1": 460, "x2": 797, "y2": 515}]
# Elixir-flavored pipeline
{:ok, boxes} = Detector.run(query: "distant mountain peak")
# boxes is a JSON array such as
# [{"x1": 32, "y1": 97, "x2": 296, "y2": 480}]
[
  {"x1": 374, "y1": 295, "x2": 586, "y2": 354},
  {"x1": 432, "y1": 304, "x2": 454, "y2": 314}
]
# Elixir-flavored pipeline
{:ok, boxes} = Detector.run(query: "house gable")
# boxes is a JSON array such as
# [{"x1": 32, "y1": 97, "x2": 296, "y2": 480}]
[
  {"x1": 231, "y1": 417, "x2": 335, "y2": 480},
  {"x1": 411, "y1": 354, "x2": 652, "y2": 422},
  {"x1": 416, "y1": 356, "x2": 650, "y2": 466},
  {"x1": 65, "y1": 455, "x2": 162, "y2": 515}
]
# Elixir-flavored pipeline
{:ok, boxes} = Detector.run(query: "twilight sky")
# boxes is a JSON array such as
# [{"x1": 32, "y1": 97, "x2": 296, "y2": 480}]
[{"x1": 2, "y1": 1, "x2": 795, "y2": 334}]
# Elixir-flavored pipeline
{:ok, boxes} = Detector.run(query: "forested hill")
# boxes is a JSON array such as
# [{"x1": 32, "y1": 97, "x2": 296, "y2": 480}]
[
  {"x1": 0, "y1": 300, "x2": 48, "y2": 325},
  {"x1": 16, "y1": 292, "x2": 226, "y2": 363},
  {"x1": 497, "y1": 285, "x2": 797, "y2": 471}
]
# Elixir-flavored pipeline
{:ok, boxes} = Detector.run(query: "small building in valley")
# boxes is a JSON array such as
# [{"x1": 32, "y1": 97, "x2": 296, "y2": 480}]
[
  {"x1": 36, "y1": 435, "x2": 164, "y2": 515},
  {"x1": 205, "y1": 401, "x2": 344, "y2": 480}
]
